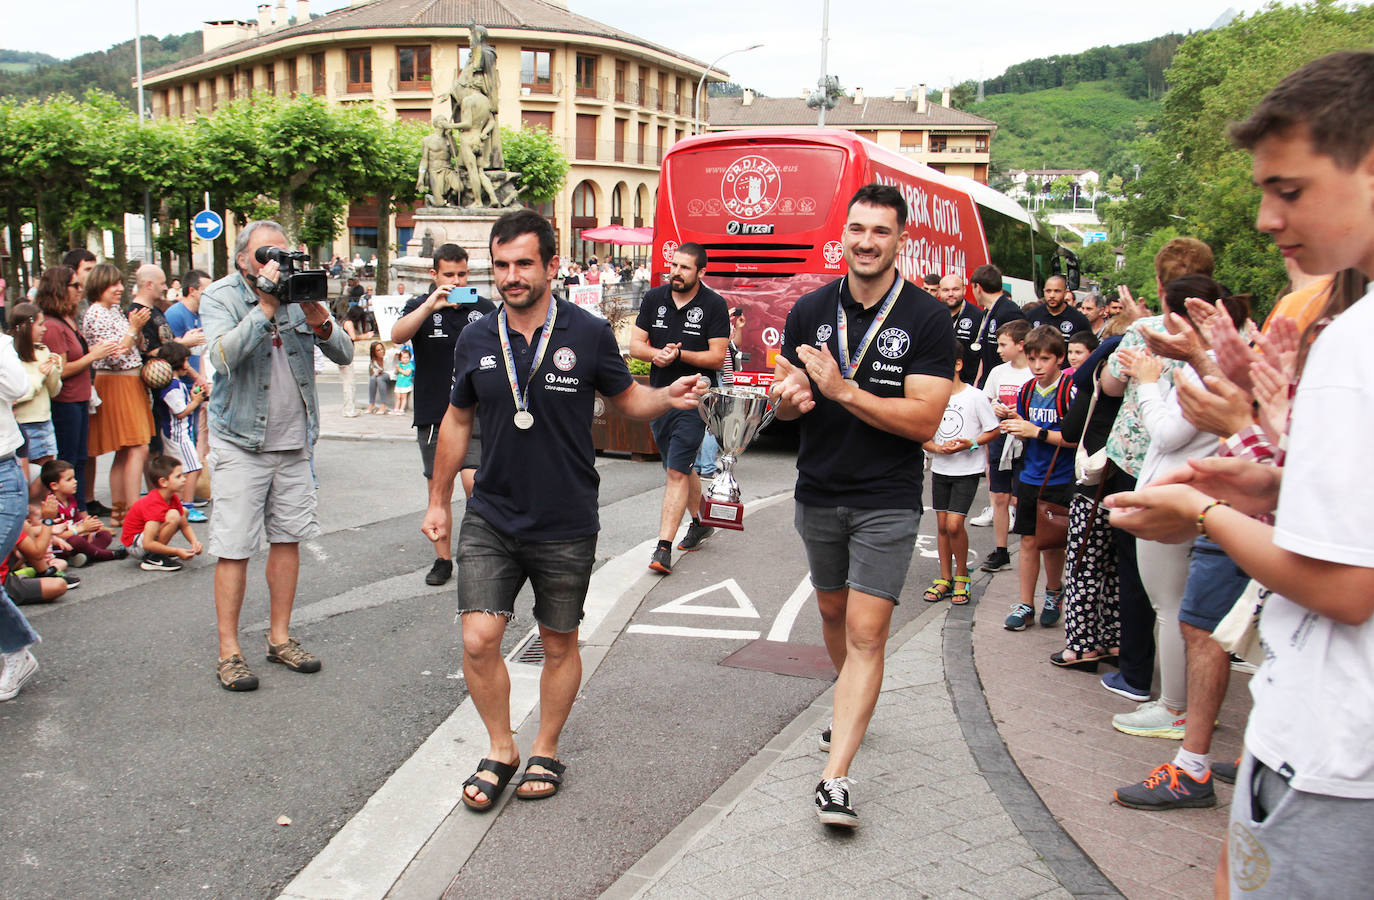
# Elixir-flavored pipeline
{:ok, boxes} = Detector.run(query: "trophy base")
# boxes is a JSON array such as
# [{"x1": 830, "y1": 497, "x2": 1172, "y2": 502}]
[{"x1": 700, "y1": 498, "x2": 745, "y2": 531}]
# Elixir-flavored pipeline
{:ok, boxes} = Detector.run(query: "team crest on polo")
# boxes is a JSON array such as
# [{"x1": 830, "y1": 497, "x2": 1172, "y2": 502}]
[
  {"x1": 432, "y1": 312, "x2": 443, "y2": 325},
  {"x1": 553, "y1": 347, "x2": 577, "y2": 371},
  {"x1": 657, "y1": 305, "x2": 667, "y2": 317},
  {"x1": 1060, "y1": 321, "x2": 1074, "y2": 334},
  {"x1": 686, "y1": 307, "x2": 704, "y2": 324},
  {"x1": 467, "y1": 310, "x2": 483, "y2": 323},
  {"x1": 959, "y1": 317, "x2": 973, "y2": 330},
  {"x1": 876, "y1": 327, "x2": 910, "y2": 359},
  {"x1": 816, "y1": 324, "x2": 833, "y2": 344}
]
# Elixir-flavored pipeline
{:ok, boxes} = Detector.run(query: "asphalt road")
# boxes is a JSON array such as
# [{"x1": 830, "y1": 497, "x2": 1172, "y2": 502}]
[{"x1": 1, "y1": 381, "x2": 1000, "y2": 900}]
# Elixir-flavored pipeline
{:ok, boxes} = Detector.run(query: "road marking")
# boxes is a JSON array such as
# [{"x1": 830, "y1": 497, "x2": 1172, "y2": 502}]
[
  {"x1": 626, "y1": 624, "x2": 761, "y2": 640},
  {"x1": 766, "y1": 576, "x2": 813, "y2": 642},
  {"x1": 651, "y1": 578, "x2": 759, "y2": 618}
]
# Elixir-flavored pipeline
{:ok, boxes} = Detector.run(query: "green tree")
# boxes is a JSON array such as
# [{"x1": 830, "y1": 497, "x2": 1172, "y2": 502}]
[{"x1": 500, "y1": 125, "x2": 569, "y2": 206}]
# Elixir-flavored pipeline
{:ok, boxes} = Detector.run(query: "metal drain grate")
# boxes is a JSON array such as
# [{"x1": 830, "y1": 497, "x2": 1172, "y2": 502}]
[{"x1": 512, "y1": 633, "x2": 545, "y2": 664}]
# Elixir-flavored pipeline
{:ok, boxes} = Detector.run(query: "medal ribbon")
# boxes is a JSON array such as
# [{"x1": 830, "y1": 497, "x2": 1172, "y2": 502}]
[
  {"x1": 836, "y1": 271, "x2": 904, "y2": 379},
  {"x1": 497, "y1": 299, "x2": 557, "y2": 417}
]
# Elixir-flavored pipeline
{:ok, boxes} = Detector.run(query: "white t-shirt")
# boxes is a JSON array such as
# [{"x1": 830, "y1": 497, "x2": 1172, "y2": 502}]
[
  {"x1": 932, "y1": 383, "x2": 1000, "y2": 477},
  {"x1": 1248, "y1": 287, "x2": 1374, "y2": 799},
  {"x1": 982, "y1": 361, "x2": 1034, "y2": 411}
]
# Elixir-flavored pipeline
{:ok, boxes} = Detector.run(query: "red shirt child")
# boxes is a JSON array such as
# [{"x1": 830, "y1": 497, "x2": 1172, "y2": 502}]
[{"x1": 121, "y1": 491, "x2": 186, "y2": 548}]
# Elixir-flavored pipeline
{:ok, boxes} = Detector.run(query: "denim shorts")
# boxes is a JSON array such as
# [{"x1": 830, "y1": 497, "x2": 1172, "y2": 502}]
[
  {"x1": 18, "y1": 420, "x2": 57, "y2": 460},
  {"x1": 793, "y1": 503, "x2": 921, "y2": 604},
  {"x1": 455, "y1": 508, "x2": 597, "y2": 633},
  {"x1": 986, "y1": 435, "x2": 1021, "y2": 494},
  {"x1": 1179, "y1": 537, "x2": 1251, "y2": 631},
  {"x1": 650, "y1": 408, "x2": 707, "y2": 474}
]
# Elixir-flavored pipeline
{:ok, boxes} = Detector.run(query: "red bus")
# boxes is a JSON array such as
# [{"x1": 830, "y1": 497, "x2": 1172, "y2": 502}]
[{"x1": 652, "y1": 128, "x2": 1078, "y2": 385}]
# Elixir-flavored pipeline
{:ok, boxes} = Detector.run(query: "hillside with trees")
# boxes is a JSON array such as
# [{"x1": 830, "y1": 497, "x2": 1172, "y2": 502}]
[{"x1": 0, "y1": 33, "x2": 202, "y2": 108}]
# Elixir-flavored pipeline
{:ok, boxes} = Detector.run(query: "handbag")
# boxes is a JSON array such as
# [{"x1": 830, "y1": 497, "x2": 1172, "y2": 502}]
[
  {"x1": 1074, "y1": 361, "x2": 1110, "y2": 486},
  {"x1": 1035, "y1": 445, "x2": 1071, "y2": 550},
  {"x1": 1212, "y1": 579, "x2": 1266, "y2": 665}
]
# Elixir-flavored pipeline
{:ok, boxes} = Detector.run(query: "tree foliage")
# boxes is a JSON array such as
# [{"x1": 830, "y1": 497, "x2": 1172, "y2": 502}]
[
  {"x1": 500, "y1": 125, "x2": 569, "y2": 206},
  {"x1": 0, "y1": 33, "x2": 204, "y2": 109},
  {"x1": 978, "y1": 34, "x2": 1185, "y2": 101}
]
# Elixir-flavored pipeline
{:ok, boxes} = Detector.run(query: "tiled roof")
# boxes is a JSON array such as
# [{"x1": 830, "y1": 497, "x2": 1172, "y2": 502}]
[
  {"x1": 709, "y1": 96, "x2": 995, "y2": 129},
  {"x1": 147, "y1": 0, "x2": 710, "y2": 78}
]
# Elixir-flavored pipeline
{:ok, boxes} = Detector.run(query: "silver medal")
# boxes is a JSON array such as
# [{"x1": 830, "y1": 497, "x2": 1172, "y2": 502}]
[
  {"x1": 969, "y1": 342, "x2": 982, "y2": 352},
  {"x1": 513, "y1": 410, "x2": 535, "y2": 430}
]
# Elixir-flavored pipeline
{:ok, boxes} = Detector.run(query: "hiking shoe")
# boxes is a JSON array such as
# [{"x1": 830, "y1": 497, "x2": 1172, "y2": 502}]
[
  {"x1": 1113, "y1": 699, "x2": 1187, "y2": 739},
  {"x1": 815, "y1": 777, "x2": 858, "y2": 827},
  {"x1": 1101, "y1": 671, "x2": 1151, "y2": 702},
  {"x1": 68, "y1": 553, "x2": 88, "y2": 569},
  {"x1": 968, "y1": 505, "x2": 994, "y2": 527},
  {"x1": 1114, "y1": 763, "x2": 1216, "y2": 810},
  {"x1": 980, "y1": 548, "x2": 1011, "y2": 572},
  {"x1": 425, "y1": 558, "x2": 454, "y2": 586},
  {"x1": 649, "y1": 546, "x2": 672, "y2": 574},
  {"x1": 676, "y1": 522, "x2": 715, "y2": 551},
  {"x1": 1039, "y1": 588, "x2": 1063, "y2": 627},
  {"x1": 217, "y1": 654, "x2": 259, "y2": 692},
  {"x1": 1004, "y1": 602, "x2": 1034, "y2": 631},
  {"x1": 1212, "y1": 758, "x2": 1240, "y2": 785},
  {"x1": 140, "y1": 554, "x2": 183, "y2": 572},
  {"x1": 186, "y1": 508, "x2": 208, "y2": 523},
  {"x1": 0, "y1": 649, "x2": 38, "y2": 701},
  {"x1": 267, "y1": 637, "x2": 321, "y2": 673},
  {"x1": 819, "y1": 725, "x2": 832, "y2": 752}
]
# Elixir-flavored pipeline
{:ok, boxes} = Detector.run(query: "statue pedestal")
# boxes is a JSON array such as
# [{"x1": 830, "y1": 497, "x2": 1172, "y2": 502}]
[{"x1": 393, "y1": 207, "x2": 504, "y2": 295}]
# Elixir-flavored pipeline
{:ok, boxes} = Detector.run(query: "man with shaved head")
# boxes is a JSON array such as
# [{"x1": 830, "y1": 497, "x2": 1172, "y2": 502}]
[
  {"x1": 937, "y1": 273, "x2": 983, "y2": 379},
  {"x1": 131, "y1": 264, "x2": 176, "y2": 357}
]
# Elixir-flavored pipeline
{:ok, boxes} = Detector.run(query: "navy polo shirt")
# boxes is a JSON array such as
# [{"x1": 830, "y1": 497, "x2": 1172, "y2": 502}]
[
  {"x1": 1025, "y1": 302, "x2": 1091, "y2": 342},
  {"x1": 974, "y1": 293, "x2": 1026, "y2": 388},
  {"x1": 949, "y1": 299, "x2": 984, "y2": 379},
  {"x1": 450, "y1": 297, "x2": 634, "y2": 540},
  {"x1": 634, "y1": 284, "x2": 730, "y2": 387},
  {"x1": 781, "y1": 273, "x2": 955, "y2": 510},
  {"x1": 401, "y1": 289, "x2": 497, "y2": 426}
]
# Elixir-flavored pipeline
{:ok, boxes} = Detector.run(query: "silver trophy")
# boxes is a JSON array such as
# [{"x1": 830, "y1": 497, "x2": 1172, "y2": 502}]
[{"x1": 697, "y1": 386, "x2": 776, "y2": 530}]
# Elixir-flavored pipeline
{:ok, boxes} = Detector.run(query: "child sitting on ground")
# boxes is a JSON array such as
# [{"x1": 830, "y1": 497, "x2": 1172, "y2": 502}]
[
  {"x1": 3, "y1": 537, "x2": 73, "y2": 604},
  {"x1": 121, "y1": 455, "x2": 202, "y2": 573},
  {"x1": 152, "y1": 342, "x2": 207, "y2": 523},
  {"x1": 14, "y1": 496, "x2": 77, "y2": 587},
  {"x1": 41, "y1": 459, "x2": 125, "y2": 564},
  {"x1": 999, "y1": 325, "x2": 1077, "y2": 631},
  {"x1": 922, "y1": 344, "x2": 1001, "y2": 605}
]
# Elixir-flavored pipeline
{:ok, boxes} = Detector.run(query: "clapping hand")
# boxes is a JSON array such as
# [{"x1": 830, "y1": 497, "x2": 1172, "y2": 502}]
[
  {"x1": 652, "y1": 342, "x2": 681, "y2": 368},
  {"x1": 795, "y1": 342, "x2": 848, "y2": 400},
  {"x1": 128, "y1": 306, "x2": 152, "y2": 330},
  {"x1": 770, "y1": 357, "x2": 816, "y2": 415}
]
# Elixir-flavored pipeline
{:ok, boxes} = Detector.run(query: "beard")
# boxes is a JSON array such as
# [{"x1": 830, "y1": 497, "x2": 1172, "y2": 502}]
[{"x1": 498, "y1": 279, "x2": 543, "y2": 308}]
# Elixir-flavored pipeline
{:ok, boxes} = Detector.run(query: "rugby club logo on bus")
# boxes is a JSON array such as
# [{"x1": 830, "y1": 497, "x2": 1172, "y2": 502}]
[{"x1": 722, "y1": 155, "x2": 781, "y2": 219}]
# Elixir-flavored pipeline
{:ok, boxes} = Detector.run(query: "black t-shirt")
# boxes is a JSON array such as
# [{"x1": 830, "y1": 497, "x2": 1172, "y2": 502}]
[
  {"x1": 949, "y1": 300, "x2": 984, "y2": 380},
  {"x1": 973, "y1": 293, "x2": 1026, "y2": 388},
  {"x1": 401, "y1": 290, "x2": 498, "y2": 426},
  {"x1": 451, "y1": 298, "x2": 634, "y2": 540},
  {"x1": 1025, "y1": 302, "x2": 1092, "y2": 341},
  {"x1": 781, "y1": 274, "x2": 955, "y2": 510},
  {"x1": 136, "y1": 302, "x2": 175, "y2": 356},
  {"x1": 633, "y1": 284, "x2": 730, "y2": 387}
]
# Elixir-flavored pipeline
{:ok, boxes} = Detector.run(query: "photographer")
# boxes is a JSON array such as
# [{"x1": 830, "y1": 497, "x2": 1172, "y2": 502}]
[{"x1": 200, "y1": 220, "x2": 353, "y2": 692}]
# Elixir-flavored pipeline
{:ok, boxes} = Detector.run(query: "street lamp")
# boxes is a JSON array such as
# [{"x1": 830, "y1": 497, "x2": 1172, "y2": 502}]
[{"x1": 694, "y1": 43, "x2": 764, "y2": 134}]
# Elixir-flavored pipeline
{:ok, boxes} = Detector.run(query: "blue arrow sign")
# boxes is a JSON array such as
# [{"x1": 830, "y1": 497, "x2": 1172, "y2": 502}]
[{"x1": 192, "y1": 209, "x2": 224, "y2": 241}]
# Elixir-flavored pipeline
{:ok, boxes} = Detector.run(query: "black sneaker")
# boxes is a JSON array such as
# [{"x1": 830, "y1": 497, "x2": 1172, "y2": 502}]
[
  {"x1": 979, "y1": 548, "x2": 1011, "y2": 572},
  {"x1": 676, "y1": 522, "x2": 715, "y2": 551},
  {"x1": 61, "y1": 572, "x2": 80, "y2": 589},
  {"x1": 1212, "y1": 758, "x2": 1240, "y2": 785},
  {"x1": 814, "y1": 777, "x2": 858, "y2": 827},
  {"x1": 86, "y1": 500, "x2": 112, "y2": 517},
  {"x1": 140, "y1": 554, "x2": 183, "y2": 572},
  {"x1": 110, "y1": 545, "x2": 129, "y2": 560},
  {"x1": 649, "y1": 546, "x2": 672, "y2": 574},
  {"x1": 425, "y1": 558, "x2": 454, "y2": 586}
]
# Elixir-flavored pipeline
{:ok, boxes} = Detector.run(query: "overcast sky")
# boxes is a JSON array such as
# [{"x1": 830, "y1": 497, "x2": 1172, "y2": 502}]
[{"x1": 6, "y1": 0, "x2": 1273, "y2": 97}]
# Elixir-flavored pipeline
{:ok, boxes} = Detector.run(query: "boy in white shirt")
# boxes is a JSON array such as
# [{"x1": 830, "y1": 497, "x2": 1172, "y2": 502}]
[
  {"x1": 976, "y1": 320, "x2": 1034, "y2": 572},
  {"x1": 924, "y1": 346, "x2": 1000, "y2": 603}
]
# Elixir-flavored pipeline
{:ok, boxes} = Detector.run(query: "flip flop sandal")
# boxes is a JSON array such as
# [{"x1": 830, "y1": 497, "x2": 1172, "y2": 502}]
[
  {"x1": 461, "y1": 757, "x2": 520, "y2": 812},
  {"x1": 950, "y1": 575, "x2": 972, "y2": 605},
  {"x1": 516, "y1": 756, "x2": 566, "y2": 801},
  {"x1": 923, "y1": 578, "x2": 952, "y2": 602}
]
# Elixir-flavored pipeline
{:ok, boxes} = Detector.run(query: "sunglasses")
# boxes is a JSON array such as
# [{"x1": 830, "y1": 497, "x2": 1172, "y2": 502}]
[{"x1": 68, "y1": 282, "x2": 79, "y2": 288}]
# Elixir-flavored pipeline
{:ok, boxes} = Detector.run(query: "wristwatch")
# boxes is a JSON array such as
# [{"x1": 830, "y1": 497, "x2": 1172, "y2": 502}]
[
  {"x1": 42, "y1": 518, "x2": 54, "y2": 526},
  {"x1": 1037, "y1": 427, "x2": 1049, "y2": 442}
]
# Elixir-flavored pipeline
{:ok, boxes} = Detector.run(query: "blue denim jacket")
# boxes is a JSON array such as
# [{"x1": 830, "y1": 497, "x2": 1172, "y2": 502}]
[{"x1": 201, "y1": 273, "x2": 353, "y2": 450}]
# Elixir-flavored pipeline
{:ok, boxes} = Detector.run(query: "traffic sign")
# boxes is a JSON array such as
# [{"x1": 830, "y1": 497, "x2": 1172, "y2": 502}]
[
  {"x1": 1084, "y1": 231, "x2": 1108, "y2": 244},
  {"x1": 192, "y1": 209, "x2": 224, "y2": 241}
]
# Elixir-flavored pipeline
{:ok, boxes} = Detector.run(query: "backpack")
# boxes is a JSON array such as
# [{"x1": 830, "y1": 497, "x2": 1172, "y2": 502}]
[{"x1": 1016, "y1": 373, "x2": 1075, "y2": 422}]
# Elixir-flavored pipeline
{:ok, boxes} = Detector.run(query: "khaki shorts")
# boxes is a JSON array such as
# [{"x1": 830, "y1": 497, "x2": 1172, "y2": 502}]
[{"x1": 207, "y1": 440, "x2": 320, "y2": 559}]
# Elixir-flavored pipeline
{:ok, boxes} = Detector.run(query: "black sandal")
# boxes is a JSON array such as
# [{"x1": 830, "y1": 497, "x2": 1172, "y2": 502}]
[
  {"x1": 516, "y1": 756, "x2": 566, "y2": 801},
  {"x1": 461, "y1": 757, "x2": 520, "y2": 812},
  {"x1": 1049, "y1": 649, "x2": 1101, "y2": 672}
]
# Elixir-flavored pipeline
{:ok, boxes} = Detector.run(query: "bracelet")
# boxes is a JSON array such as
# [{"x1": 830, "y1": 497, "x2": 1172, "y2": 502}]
[
  {"x1": 969, "y1": 441, "x2": 981, "y2": 452},
  {"x1": 1196, "y1": 499, "x2": 1232, "y2": 539}
]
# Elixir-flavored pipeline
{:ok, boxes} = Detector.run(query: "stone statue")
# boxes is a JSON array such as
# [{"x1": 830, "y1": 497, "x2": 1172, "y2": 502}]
[{"x1": 422, "y1": 21, "x2": 520, "y2": 209}]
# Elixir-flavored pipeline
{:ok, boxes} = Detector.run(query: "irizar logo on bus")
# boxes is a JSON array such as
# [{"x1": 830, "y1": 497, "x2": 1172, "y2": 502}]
[
  {"x1": 722, "y1": 156, "x2": 781, "y2": 219},
  {"x1": 726, "y1": 221, "x2": 774, "y2": 235}
]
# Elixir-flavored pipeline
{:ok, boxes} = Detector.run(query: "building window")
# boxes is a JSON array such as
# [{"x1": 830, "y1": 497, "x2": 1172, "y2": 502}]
[
  {"x1": 637, "y1": 122, "x2": 648, "y2": 165},
  {"x1": 614, "y1": 61, "x2": 626, "y2": 101},
  {"x1": 286, "y1": 58, "x2": 297, "y2": 95},
  {"x1": 614, "y1": 118, "x2": 626, "y2": 162},
  {"x1": 571, "y1": 180, "x2": 597, "y2": 263},
  {"x1": 266, "y1": 66, "x2": 276, "y2": 95},
  {"x1": 397, "y1": 46, "x2": 431, "y2": 90},
  {"x1": 522, "y1": 110, "x2": 553, "y2": 133},
  {"x1": 575, "y1": 54, "x2": 597, "y2": 97},
  {"x1": 521, "y1": 48, "x2": 552, "y2": 92},
  {"x1": 209, "y1": 78, "x2": 218, "y2": 109},
  {"x1": 347, "y1": 49, "x2": 372, "y2": 92},
  {"x1": 657, "y1": 73, "x2": 667, "y2": 111},
  {"x1": 929, "y1": 134, "x2": 947, "y2": 153},
  {"x1": 243, "y1": 68, "x2": 253, "y2": 96},
  {"x1": 611, "y1": 185, "x2": 624, "y2": 224},
  {"x1": 633, "y1": 187, "x2": 643, "y2": 226},
  {"x1": 637, "y1": 67, "x2": 647, "y2": 107},
  {"x1": 675, "y1": 76, "x2": 684, "y2": 115},
  {"x1": 311, "y1": 52, "x2": 326, "y2": 95},
  {"x1": 899, "y1": 131, "x2": 922, "y2": 153},
  {"x1": 576, "y1": 114, "x2": 598, "y2": 159},
  {"x1": 657, "y1": 125, "x2": 667, "y2": 164},
  {"x1": 975, "y1": 135, "x2": 988, "y2": 151}
]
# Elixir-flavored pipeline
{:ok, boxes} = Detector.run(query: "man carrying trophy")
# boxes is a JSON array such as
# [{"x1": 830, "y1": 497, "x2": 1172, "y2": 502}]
[
  {"x1": 770, "y1": 184, "x2": 955, "y2": 828},
  {"x1": 630, "y1": 243, "x2": 730, "y2": 575}
]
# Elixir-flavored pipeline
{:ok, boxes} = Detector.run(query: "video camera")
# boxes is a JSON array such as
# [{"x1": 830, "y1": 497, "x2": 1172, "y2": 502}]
[{"x1": 253, "y1": 247, "x2": 329, "y2": 303}]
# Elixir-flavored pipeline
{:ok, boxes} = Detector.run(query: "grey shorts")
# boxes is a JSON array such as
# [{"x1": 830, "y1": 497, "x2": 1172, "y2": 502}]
[
  {"x1": 1229, "y1": 751, "x2": 1374, "y2": 898},
  {"x1": 455, "y1": 508, "x2": 596, "y2": 633},
  {"x1": 417, "y1": 423, "x2": 481, "y2": 479},
  {"x1": 207, "y1": 441, "x2": 320, "y2": 559},
  {"x1": 793, "y1": 503, "x2": 921, "y2": 604}
]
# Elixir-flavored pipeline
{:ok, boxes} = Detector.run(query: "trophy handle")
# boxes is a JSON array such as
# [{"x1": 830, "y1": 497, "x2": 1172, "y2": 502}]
[
  {"x1": 697, "y1": 389, "x2": 716, "y2": 426},
  {"x1": 761, "y1": 397, "x2": 777, "y2": 429}
]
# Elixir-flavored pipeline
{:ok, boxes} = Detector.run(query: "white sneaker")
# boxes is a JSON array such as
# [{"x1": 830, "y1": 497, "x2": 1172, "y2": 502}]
[
  {"x1": 968, "y1": 506, "x2": 994, "y2": 527},
  {"x1": 1112, "y1": 698, "x2": 1187, "y2": 739},
  {"x1": 0, "y1": 648, "x2": 38, "y2": 701}
]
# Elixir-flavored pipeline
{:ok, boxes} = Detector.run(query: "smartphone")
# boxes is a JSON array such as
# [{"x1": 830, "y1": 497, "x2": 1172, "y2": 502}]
[{"x1": 447, "y1": 287, "x2": 481, "y2": 304}]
